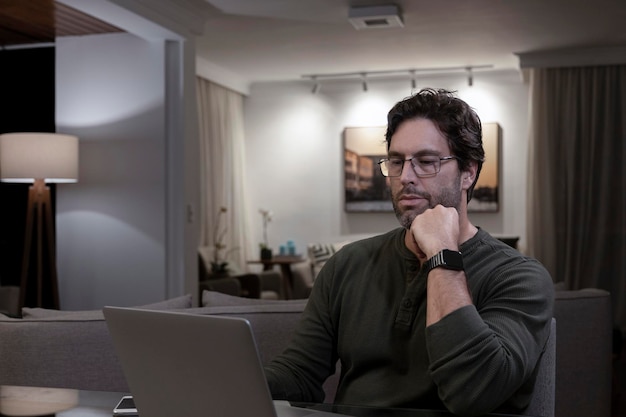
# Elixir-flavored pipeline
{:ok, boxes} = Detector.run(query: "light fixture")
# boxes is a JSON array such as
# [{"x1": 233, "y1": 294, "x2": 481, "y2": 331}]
[
  {"x1": 0, "y1": 132, "x2": 79, "y2": 309},
  {"x1": 348, "y1": 5, "x2": 404, "y2": 30},
  {"x1": 303, "y1": 64, "x2": 492, "y2": 93},
  {"x1": 311, "y1": 76, "x2": 320, "y2": 94}
]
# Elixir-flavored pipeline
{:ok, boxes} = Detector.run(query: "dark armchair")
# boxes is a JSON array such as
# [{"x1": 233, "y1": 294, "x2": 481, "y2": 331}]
[{"x1": 198, "y1": 251, "x2": 283, "y2": 299}]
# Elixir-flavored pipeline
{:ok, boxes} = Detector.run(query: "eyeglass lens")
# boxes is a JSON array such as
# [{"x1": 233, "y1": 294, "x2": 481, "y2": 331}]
[{"x1": 380, "y1": 156, "x2": 446, "y2": 177}]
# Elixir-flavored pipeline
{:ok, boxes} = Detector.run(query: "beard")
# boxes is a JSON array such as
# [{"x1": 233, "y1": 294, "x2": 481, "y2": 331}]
[{"x1": 392, "y1": 173, "x2": 463, "y2": 229}]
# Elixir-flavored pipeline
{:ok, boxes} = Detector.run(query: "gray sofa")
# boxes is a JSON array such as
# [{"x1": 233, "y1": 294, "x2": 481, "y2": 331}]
[
  {"x1": 0, "y1": 292, "x2": 340, "y2": 402},
  {"x1": 0, "y1": 295, "x2": 195, "y2": 392},
  {"x1": 0, "y1": 288, "x2": 613, "y2": 416}
]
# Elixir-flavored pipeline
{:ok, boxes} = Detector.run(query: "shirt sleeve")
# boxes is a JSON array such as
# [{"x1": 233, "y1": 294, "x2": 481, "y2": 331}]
[
  {"x1": 264, "y1": 261, "x2": 338, "y2": 403},
  {"x1": 425, "y1": 258, "x2": 554, "y2": 416}
]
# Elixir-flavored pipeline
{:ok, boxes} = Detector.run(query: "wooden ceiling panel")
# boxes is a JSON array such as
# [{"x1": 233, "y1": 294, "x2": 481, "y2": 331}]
[
  {"x1": 0, "y1": 0, "x2": 123, "y2": 47},
  {"x1": 55, "y1": 2, "x2": 123, "y2": 37}
]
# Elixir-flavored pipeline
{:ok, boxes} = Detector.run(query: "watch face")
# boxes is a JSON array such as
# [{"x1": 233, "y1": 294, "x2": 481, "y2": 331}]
[{"x1": 444, "y1": 250, "x2": 463, "y2": 269}]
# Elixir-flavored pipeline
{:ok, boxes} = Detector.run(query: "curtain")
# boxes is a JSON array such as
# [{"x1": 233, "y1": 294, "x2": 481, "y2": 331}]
[
  {"x1": 526, "y1": 66, "x2": 626, "y2": 331},
  {"x1": 196, "y1": 77, "x2": 251, "y2": 273}
]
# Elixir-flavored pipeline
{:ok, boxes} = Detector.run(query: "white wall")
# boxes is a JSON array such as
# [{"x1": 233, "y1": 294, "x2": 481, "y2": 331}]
[
  {"x1": 243, "y1": 70, "x2": 530, "y2": 257},
  {"x1": 55, "y1": 33, "x2": 168, "y2": 309},
  {"x1": 52, "y1": 0, "x2": 211, "y2": 310}
]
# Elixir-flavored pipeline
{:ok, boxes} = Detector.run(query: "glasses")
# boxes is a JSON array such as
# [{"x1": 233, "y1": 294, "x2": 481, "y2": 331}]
[{"x1": 377, "y1": 155, "x2": 458, "y2": 177}]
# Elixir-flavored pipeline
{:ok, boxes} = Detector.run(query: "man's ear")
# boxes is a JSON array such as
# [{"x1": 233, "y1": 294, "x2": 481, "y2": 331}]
[{"x1": 462, "y1": 161, "x2": 479, "y2": 189}]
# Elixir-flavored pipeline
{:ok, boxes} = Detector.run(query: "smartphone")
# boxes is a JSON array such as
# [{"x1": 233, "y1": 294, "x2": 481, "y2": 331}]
[{"x1": 113, "y1": 395, "x2": 138, "y2": 416}]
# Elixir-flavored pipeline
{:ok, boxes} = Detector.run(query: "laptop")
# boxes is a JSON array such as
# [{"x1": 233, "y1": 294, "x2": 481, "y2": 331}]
[{"x1": 103, "y1": 306, "x2": 347, "y2": 417}]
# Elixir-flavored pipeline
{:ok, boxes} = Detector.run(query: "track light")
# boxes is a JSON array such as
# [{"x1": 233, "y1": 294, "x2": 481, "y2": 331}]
[
  {"x1": 311, "y1": 76, "x2": 320, "y2": 94},
  {"x1": 303, "y1": 64, "x2": 491, "y2": 93}
]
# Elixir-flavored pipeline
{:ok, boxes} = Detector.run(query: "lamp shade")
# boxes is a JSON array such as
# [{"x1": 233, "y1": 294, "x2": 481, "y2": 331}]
[{"x1": 0, "y1": 133, "x2": 78, "y2": 183}]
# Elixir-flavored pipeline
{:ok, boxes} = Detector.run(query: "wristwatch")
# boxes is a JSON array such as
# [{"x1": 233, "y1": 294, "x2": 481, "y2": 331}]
[{"x1": 424, "y1": 249, "x2": 464, "y2": 273}]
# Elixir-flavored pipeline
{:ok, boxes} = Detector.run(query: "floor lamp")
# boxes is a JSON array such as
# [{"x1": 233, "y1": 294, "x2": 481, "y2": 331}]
[{"x1": 0, "y1": 133, "x2": 78, "y2": 310}]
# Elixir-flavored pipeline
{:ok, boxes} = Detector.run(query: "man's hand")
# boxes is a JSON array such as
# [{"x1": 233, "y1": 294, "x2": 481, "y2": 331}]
[
  {"x1": 407, "y1": 204, "x2": 472, "y2": 326},
  {"x1": 408, "y1": 205, "x2": 460, "y2": 259}
]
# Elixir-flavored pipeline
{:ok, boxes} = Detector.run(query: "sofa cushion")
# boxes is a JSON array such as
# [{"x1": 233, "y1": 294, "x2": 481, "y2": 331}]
[
  {"x1": 201, "y1": 290, "x2": 305, "y2": 307},
  {"x1": 0, "y1": 314, "x2": 128, "y2": 392},
  {"x1": 21, "y1": 294, "x2": 193, "y2": 320},
  {"x1": 195, "y1": 290, "x2": 343, "y2": 403},
  {"x1": 21, "y1": 308, "x2": 105, "y2": 321},
  {"x1": 308, "y1": 243, "x2": 337, "y2": 267},
  {"x1": 199, "y1": 295, "x2": 341, "y2": 403},
  {"x1": 307, "y1": 241, "x2": 350, "y2": 279},
  {"x1": 140, "y1": 294, "x2": 193, "y2": 309},
  {"x1": 0, "y1": 294, "x2": 193, "y2": 393},
  {"x1": 192, "y1": 293, "x2": 309, "y2": 366}
]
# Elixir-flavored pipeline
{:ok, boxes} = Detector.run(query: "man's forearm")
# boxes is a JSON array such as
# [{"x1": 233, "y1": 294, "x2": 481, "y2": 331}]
[{"x1": 426, "y1": 269, "x2": 472, "y2": 326}]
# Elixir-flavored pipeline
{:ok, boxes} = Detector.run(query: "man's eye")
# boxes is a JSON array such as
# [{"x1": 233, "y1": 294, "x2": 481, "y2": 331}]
[
  {"x1": 417, "y1": 158, "x2": 437, "y2": 166},
  {"x1": 389, "y1": 159, "x2": 404, "y2": 166}
]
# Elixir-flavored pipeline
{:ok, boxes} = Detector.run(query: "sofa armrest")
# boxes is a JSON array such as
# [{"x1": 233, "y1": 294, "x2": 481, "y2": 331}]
[
  {"x1": 0, "y1": 286, "x2": 20, "y2": 317},
  {"x1": 554, "y1": 288, "x2": 612, "y2": 417}
]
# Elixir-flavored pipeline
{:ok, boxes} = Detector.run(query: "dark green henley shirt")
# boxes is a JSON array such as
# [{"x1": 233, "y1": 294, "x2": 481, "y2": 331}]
[{"x1": 265, "y1": 227, "x2": 554, "y2": 416}]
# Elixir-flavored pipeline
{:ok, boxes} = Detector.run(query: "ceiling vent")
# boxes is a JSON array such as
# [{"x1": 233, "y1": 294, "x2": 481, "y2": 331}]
[{"x1": 348, "y1": 5, "x2": 404, "y2": 30}]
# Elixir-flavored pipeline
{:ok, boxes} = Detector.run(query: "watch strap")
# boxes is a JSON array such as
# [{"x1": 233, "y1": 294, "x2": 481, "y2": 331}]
[{"x1": 424, "y1": 249, "x2": 464, "y2": 273}]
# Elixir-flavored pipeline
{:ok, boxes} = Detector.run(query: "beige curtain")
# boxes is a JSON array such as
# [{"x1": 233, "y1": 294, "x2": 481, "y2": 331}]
[
  {"x1": 196, "y1": 77, "x2": 251, "y2": 273},
  {"x1": 526, "y1": 65, "x2": 626, "y2": 331}
]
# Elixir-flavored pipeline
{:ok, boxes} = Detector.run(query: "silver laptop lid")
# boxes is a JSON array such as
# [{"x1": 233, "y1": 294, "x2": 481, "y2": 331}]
[{"x1": 104, "y1": 307, "x2": 277, "y2": 417}]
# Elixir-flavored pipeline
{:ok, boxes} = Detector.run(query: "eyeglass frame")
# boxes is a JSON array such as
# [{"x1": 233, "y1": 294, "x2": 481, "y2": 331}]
[{"x1": 377, "y1": 155, "x2": 459, "y2": 178}]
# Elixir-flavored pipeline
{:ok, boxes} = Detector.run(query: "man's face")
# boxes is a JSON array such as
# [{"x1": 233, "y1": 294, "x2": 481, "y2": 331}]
[{"x1": 388, "y1": 118, "x2": 463, "y2": 229}]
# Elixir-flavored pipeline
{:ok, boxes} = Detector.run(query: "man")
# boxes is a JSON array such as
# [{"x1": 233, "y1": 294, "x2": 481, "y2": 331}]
[{"x1": 265, "y1": 88, "x2": 553, "y2": 416}]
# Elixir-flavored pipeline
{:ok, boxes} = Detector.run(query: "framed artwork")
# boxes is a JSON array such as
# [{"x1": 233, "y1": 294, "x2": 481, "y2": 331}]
[
  {"x1": 344, "y1": 126, "x2": 391, "y2": 212},
  {"x1": 468, "y1": 123, "x2": 500, "y2": 212},
  {"x1": 343, "y1": 123, "x2": 501, "y2": 213}
]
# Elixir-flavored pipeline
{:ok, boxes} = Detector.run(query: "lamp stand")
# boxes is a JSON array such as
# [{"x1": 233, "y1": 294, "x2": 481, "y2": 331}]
[{"x1": 19, "y1": 178, "x2": 60, "y2": 309}]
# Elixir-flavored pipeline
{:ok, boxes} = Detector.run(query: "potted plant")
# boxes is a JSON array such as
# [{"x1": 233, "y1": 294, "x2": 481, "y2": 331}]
[
  {"x1": 210, "y1": 207, "x2": 237, "y2": 277},
  {"x1": 259, "y1": 208, "x2": 273, "y2": 260}
]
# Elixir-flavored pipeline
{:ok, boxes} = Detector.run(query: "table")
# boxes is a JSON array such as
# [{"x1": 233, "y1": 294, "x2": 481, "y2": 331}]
[
  {"x1": 4, "y1": 387, "x2": 534, "y2": 417},
  {"x1": 0, "y1": 385, "x2": 78, "y2": 416},
  {"x1": 0, "y1": 386, "x2": 126, "y2": 417},
  {"x1": 290, "y1": 402, "x2": 534, "y2": 417},
  {"x1": 248, "y1": 255, "x2": 304, "y2": 299}
]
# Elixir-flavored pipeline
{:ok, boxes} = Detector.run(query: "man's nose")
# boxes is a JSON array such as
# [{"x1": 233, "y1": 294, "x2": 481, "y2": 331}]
[{"x1": 399, "y1": 159, "x2": 418, "y2": 183}]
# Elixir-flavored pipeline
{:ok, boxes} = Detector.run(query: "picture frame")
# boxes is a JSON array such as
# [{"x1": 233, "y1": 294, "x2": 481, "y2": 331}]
[
  {"x1": 343, "y1": 126, "x2": 391, "y2": 212},
  {"x1": 343, "y1": 123, "x2": 501, "y2": 213},
  {"x1": 468, "y1": 123, "x2": 500, "y2": 212}
]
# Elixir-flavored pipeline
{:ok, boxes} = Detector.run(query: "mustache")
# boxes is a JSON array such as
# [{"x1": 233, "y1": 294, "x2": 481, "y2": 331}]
[{"x1": 396, "y1": 186, "x2": 431, "y2": 200}]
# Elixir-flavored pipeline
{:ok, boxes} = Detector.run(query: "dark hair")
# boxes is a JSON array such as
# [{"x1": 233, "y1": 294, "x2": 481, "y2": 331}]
[{"x1": 385, "y1": 88, "x2": 485, "y2": 202}]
